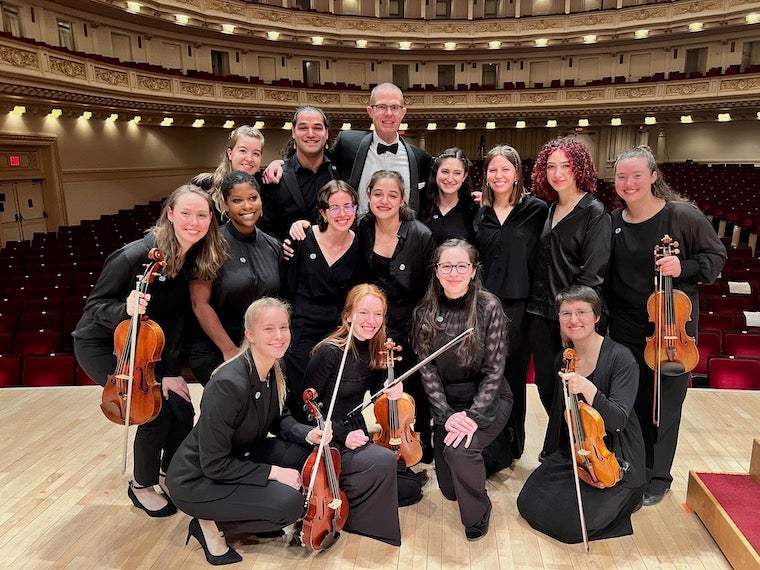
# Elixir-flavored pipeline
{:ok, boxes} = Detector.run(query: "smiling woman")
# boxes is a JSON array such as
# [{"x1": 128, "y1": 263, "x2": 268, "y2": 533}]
[{"x1": 186, "y1": 171, "x2": 282, "y2": 385}]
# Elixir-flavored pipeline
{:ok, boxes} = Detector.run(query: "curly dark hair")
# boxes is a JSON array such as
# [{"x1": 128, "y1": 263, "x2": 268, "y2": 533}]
[{"x1": 531, "y1": 137, "x2": 597, "y2": 202}]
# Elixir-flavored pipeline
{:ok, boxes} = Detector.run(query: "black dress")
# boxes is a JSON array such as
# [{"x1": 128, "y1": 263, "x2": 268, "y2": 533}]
[
  {"x1": 415, "y1": 290, "x2": 513, "y2": 528},
  {"x1": 282, "y1": 226, "x2": 361, "y2": 416},
  {"x1": 166, "y1": 353, "x2": 312, "y2": 536},
  {"x1": 474, "y1": 194, "x2": 547, "y2": 459},
  {"x1": 304, "y1": 340, "x2": 401, "y2": 546},
  {"x1": 187, "y1": 222, "x2": 281, "y2": 384},
  {"x1": 517, "y1": 338, "x2": 645, "y2": 543},
  {"x1": 72, "y1": 235, "x2": 195, "y2": 486},
  {"x1": 607, "y1": 202, "x2": 726, "y2": 495}
]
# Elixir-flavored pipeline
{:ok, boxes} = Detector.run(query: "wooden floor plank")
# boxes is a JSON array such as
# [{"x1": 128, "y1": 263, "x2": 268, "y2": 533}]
[{"x1": 0, "y1": 385, "x2": 754, "y2": 569}]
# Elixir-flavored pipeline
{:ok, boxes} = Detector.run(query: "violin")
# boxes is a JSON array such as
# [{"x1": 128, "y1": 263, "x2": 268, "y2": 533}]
[
  {"x1": 644, "y1": 234, "x2": 699, "y2": 426},
  {"x1": 301, "y1": 388, "x2": 348, "y2": 551},
  {"x1": 101, "y1": 248, "x2": 165, "y2": 428},
  {"x1": 372, "y1": 339, "x2": 423, "y2": 467},
  {"x1": 561, "y1": 348, "x2": 621, "y2": 489}
]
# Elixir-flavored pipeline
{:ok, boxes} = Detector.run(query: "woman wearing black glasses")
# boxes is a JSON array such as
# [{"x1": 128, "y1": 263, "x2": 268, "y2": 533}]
[{"x1": 281, "y1": 180, "x2": 362, "y2": 419}]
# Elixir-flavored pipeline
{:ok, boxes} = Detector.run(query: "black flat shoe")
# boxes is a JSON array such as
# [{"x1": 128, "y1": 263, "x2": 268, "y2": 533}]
[
  {"x1": 465, "y1": 501, "x2": 492, "y2": 542},
  {"x1": 127, "y1": 482, "x2": 177, "y2": 518},
  {"x1": 186, "y1": 518, "x2": 243, "y2": 566},
  {"x1": 642, "y1": 488, "x2": 669, "y2": 506}
]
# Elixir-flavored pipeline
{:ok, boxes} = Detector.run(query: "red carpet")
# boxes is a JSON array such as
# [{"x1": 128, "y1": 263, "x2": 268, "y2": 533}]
[{"x1": 696, "y1": 473, "x2": 760, "y2": 553}]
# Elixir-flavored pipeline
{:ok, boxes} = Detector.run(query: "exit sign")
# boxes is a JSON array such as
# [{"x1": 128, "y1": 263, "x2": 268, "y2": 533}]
[{"x1": 9, "y1": 155, "x2": 20, "y2": 167}]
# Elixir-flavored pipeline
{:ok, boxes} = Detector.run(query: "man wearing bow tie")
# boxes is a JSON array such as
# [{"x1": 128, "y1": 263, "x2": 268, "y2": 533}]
[{"x1": 331, "y1": 83, "x2": 431, "y2": 215}]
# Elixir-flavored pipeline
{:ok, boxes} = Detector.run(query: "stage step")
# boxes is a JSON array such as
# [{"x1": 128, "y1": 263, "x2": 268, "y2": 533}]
[{"x1": 687, "y1": 438, "x2": 760, "y2": 570}]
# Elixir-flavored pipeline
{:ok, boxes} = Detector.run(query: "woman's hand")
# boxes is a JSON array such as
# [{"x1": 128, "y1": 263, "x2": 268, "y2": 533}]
[
  {"x1": 161, "y1": 376, "x2": 192, "y2": 403},
  {"x1": 261, "y1": 159, "x2": 285, "y2": 184},
  {"x1": 306, "y1": 421, "x2": 333, "y2": 446},
  {"x1": 344, "y1": 429, "x2": 369, "y2": 450},
  {"x1": 126, "y1": 291, "x2": 150, "y2": 317},
  {"x1": 656, "y1": 254, "x2": 682, "y2": 278},
  {"x1": 288, "y1": 220, "x2": 311, "y2": 241},
  {"x1": 471, "y1": 191, "x2": 482, "y2": 205},
  {"x1": 443, "y1": 411, "x2": 478, "y2": 448},
  {"x1": 383, "y1": 379, "x2": 403, "y2": 401},
  {"x1": 558, "y1": 370, "x2": 598, "y2": 404},
  {"x1": 268, "y1": 465, "x2": 301, "y2": 490},
  {"x1": 282, "y1": 239, "x2": 295, "y2": 260}
]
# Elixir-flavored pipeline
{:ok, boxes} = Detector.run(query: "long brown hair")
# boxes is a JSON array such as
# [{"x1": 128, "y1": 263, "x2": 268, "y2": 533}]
[
  {"x1": 149, "y1": 184, "x2": 227, "y2": 280},
  {"x1": 614, "y1": 145, "x2": 692, "y2": 205},
  {"x1": 313, "y1": 284, "x2": 388, "y2": 370},
  {"x1": 481, "y1": 145, "x2": 525, "y2": 207}
]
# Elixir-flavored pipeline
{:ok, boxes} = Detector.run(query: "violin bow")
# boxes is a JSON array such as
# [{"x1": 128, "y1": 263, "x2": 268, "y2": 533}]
[
  {"x1": 560, "y1": 351, "x2": 590, "y2": 553},
  {"x1": 343, "y1": 327, "x2": 475, "y2": 420},
  {"x1": 120, "y1": 277, "x2": 144, "y2": 475},
  {"x1": 654, "y1": 259, "x2": 664, "y2": 427},
  {"x1": 304, "y1": 317, "x2": 356, "y2": 504}
]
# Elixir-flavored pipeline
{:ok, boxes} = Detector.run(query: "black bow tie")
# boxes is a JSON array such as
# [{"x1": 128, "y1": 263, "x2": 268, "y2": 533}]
[{"x1": 377, "y1": 142, "x2": 399, "y2": 155}]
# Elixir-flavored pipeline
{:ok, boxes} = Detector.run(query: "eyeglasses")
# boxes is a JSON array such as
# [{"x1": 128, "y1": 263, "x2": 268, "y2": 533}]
[
  {"x1": 558, "y1": 309, "x2": 595, "y2": 320},
  {"x1": 371, "y1": 104, "x2": 404, "y2": 115},
  {"x1": 436, "y1": 262, "x2": 472, "y2": 274},
  {"x1": 326, "y1": 204, "x2": 357, "y2": 216}
]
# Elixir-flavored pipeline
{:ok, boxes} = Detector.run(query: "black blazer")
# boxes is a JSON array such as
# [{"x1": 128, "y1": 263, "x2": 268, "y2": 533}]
[
  {"x1": 330, "y1": 130, "x2": 431, "y2": 213},
  {"x1": 166, "y1": 353, "x2": 310, "y2": 503},
  {"x1": 259, "y1": 155, "x2": 339, "y2": 240}
]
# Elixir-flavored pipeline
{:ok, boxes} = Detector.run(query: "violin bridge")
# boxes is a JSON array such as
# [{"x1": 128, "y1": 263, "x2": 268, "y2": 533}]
[
  {"x1": 389, "y1": 437, "x2": 402, "y2": 446},
  {"x1": 327, "y1": 498, "x2": 342, "y2": 510}
]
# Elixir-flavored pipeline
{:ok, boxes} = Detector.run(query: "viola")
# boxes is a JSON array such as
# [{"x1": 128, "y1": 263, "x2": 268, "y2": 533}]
[
  {"x1": 372, "y1": 339, "x2": 423, "y2": 468},
  {"x1": 561, "y1": 348, "x2": 621, "y2": 489},
  {"x1": 644, "y1": 234, "x2": 699, "y2": 426},
  {"x1": 100, "y1": 248, "x2": 166, "y2": 473},
  {"x1": 300, "y1": 388, "x2": 348, "y2": 551}
]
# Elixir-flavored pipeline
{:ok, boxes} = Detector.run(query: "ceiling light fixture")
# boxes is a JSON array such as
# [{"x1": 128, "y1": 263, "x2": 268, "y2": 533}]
[
  {"x1": 515, "y1": 120, "x2": 526, "y2": 128},
  {"x1": 610, "y1": 117, "x2": 622, "y2": 126},
  {"x1": 160, "y1": 117, "x2": 174, "y2": 126},
  {"x1": 223, "y1": 120, "x2": 235, "y2": 128}
]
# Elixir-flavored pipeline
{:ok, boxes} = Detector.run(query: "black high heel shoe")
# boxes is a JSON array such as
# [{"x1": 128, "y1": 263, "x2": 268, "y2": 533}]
[
  {"x1": 127, "y1": 481, "x2": 177, "y2": 518},
  {"x1": 186, "y1": 518, "x2": 243, "y2": 566}
]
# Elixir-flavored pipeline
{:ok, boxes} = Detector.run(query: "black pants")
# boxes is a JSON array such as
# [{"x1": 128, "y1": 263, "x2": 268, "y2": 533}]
[
  {"x1": 500, "y1": 298, "x2": 530, "y2": 459},
  {"x1": 626, "y1": 342, "x2": 688, "y2": 492},
  {"x1": 74, "y1": 336, "x2": 194, "y2": 486},
  {"x1": 433, "y1": 398, "x2": 510, "y2": 528},
  {"x1": 528, "y1": 314, "x2": 563, "y2": 416}
]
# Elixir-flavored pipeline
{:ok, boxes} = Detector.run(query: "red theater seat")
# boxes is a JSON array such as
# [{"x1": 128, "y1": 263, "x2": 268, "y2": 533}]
[
  {"x1": 0, "y1": 355, "x2": 21, "y2": 387},
  {"x1": 723, "y1": 332, "x2": 760, "y2": 358},
  {"x1": 13, "y1": 331, "x2": 62, "y2": 356},
  {"x1": 21, "y1": 354, "x2": 76, "y2": 387},
  {"x1": 695, "y1": 331, "x2": 722, "y2": 377},
  {"x1": 698, "y1": 311, "x2": 735, "y2": 332},
  {"x1": 708, "y1": 356, "x2": 760, "y2": 389}
]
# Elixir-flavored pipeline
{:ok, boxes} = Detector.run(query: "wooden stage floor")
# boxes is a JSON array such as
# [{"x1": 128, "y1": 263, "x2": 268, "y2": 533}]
[{"x1": 1, "y1": 384, "x2": 757, "y2": 569}]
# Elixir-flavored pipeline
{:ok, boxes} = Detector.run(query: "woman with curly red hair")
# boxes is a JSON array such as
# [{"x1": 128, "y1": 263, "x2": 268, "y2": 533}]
[{"x1": 526, "y1": 137, "x2": 611, "y2": 460}]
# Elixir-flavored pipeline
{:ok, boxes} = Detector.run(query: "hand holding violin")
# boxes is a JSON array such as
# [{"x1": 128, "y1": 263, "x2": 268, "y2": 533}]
[
  {"x1": 383, "y1": 379, "x2": 403, "y2": 401},
  {"x1": 126, "y1": 291, "x2": 151, "y2": 316},
  {"x1": 306, "y1": 421, "x2": 333, "y2": 446},
  {"x1": 269, "y1": 465, "x2": 302, "y2": 490},
  {"x1": 655, "y1": 254, "x2": 682, "y2": 278},
  {"x1": 558, "y1": 371, "x2": 598, "y2": 406}
]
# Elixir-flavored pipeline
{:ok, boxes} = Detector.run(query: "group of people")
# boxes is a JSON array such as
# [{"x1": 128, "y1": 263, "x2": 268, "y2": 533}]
[{"x1": 72, "y1": 81, "x2": 727, "y2": 564}]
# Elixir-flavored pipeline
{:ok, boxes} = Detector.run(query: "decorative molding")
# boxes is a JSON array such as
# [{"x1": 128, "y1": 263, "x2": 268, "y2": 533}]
[
  {"x1": 720, "y1": 77, "x2": 760, "y2": 90},
  {"x1": 173, "y1": 0, "x2": 202, "y2": 6},
  {"x1": 221, "y1": 86, "x2": 258, "y2": 99},
  {"x1": 665, "y1": 81, "x2": 710, "y2": 95},
  {"x1": 49, "y1": 56, "x2": 86, "y2": 79},
  {"x1": 519, "y1": 92, "x2": 559, "y2": 103},
  {"x1": 614, "y1": 86, "x2": 657, "y2": 98},
  {"x1": 307, "y1": 92, "x2": 340, "y2": 104},
  {"x1": 263, "y1": 88, "x2": 299, "y2": 102},
  {"x1": 568, "y1": 14, "x2": 613, "y2": 27},
  {"x1": 474, "y1": 21, "x2": 517, "y2": 33},
  {"x1": 180, "y1": 81, "x2": 214, "y2": 97},
  {"x1": 301, "y1": 15, "x2": 333, "y2": 28},
  {"x1": 429, "y1": 23, "x2": 469, "y2": 34},
  {"x1": 136, "y1": 75, "x2": 171, "y2": 92},
  {"x1": 93, "y1": 66, "x2": 129, "y2": 87},
  {"x1": 342, "y1": 20, "x2": 382, "y2": 31},
  {"x1": 251, "y1": 8, "x2": 291, "y2": 23},
  {"x1": 620, "y1": 8, "x2": 668, "y2": 21},
  {"x1": 474, "y1": 94, "x2": 512, "y2": 104},
  {"x1": 206, "y1": 0, "x2": 245, "y2": 16},
  {"x1": 385, "y1": 23, "x2": 425, "y2": 33},
  {"x1": 346, "y1": 94, "x2": 369, "y2": 104},
  {"x1": 0, "y1": 46, "x2": 39, "y2": 69},
  {"x1": 566, "y1": 89, "x2": 605, "y2": 101},
  {"x1": 431, "y1": 94, "x2": 468, "y2": 105},
  {"x1": 673, "y1": 0, "x2": 721, "y2": 14},
  {"x1": 521, "y1": 19, "x2": 562, "y2": 31},
  {"x1": 404, "y1": 95, "x2": 425, "y2": 105}
]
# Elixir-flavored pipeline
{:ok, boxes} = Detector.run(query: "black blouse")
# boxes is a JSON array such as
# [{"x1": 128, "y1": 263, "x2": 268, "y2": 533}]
[
  {"x1": 207, "y1": 222, "x2": 281, "y2": 343},
  {"x1": 527, "y1": 193, "x2": 611, "y2": 320},
  {"x1": 474, "y1": 194, "x2": 548, "y2": 300},
  {"x1": 424, "y1": 199, "x2": 478, "y2": 246}
]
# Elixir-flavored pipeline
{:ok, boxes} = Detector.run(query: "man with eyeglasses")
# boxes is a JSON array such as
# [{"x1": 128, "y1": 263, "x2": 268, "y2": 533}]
[
  {"x1": 259, "y1": 105, "x2": 338, "y2": 240},
  {"x1": 331, "y1": 82, "x2": 431, "y2": 215}
]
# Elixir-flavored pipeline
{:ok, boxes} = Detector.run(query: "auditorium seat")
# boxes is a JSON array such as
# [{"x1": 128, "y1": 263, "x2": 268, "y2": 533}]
[
  {"x1": 13, "y1": 331, "x2": 62, "y2": 356},
  {"x1": 0, "y1": 332, "x2": 13, "y2": 354},
  {"x1": 708, "y1": 356, "x2": 760, "y2": 389},
  {"x1": 21, "y1": 354, "x2": 76, "y2": 387},
  {"x1": 723, "y1": 332, "x2": 760, "y2": 358},
  {"x1": 0, "y1": 314, "x2": 18, "y2": 334},
  {"x1": 0, "y1": 355, "x2": 21, "y2": 387},
  {"x1": 75, "y1": 361, "x2": 98, "y2": 386},
  {"x1": 695, "y1": 330, "x2": 722, "y2": 378},
  {"x1": 698, "y1": 311, "x2": 735, "y2": 332},
  {"x1": 705, "y1": 295, "x2": 758, "y2": 313}
]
